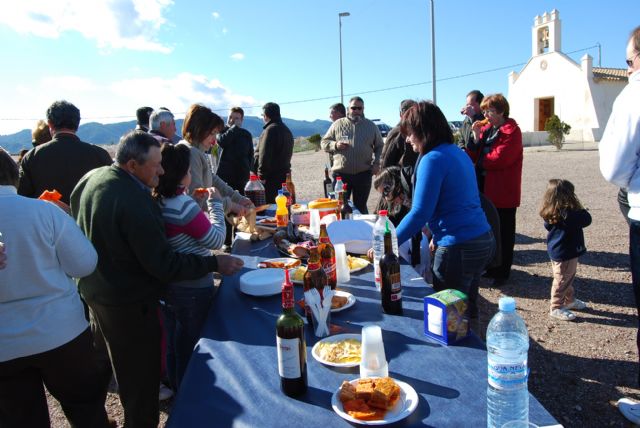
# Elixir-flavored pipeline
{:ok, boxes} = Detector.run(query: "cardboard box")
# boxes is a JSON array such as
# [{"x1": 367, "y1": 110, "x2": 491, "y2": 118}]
[{"x1": 423, "y1": 289, "x2": 470, "y2": 345}]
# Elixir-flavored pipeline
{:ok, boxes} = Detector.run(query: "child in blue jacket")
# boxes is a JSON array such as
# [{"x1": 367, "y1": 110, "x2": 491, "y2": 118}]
[{"x1": 539, "y1": 179, "x2": 592, "y2": 321}]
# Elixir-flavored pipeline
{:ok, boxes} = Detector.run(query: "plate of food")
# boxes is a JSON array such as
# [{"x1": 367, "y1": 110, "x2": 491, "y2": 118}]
[
  {"x1": 256, "y1": 217, "x2": 278, "y2": 230},
  {"x1": 348, "y1": 255, "x2": 370, "y2": 273},
  {"x1": 311, "y1": 333, "x2": 362, "y2": 367},
  {"x1": 289, "y1": 265, "x2": 307, "y2": 284},
  {"x1": 331, "y1": 377, "x2": 418, "y2": 425},
  {"x1": 257, "y1": 258, "x2": 301, "y2": 269},
  {"x1": 331, "y1": 290, "x2": 355, "y2": 312}
]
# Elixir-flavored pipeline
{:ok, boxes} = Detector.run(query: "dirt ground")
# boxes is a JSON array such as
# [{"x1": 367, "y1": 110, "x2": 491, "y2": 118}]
[{"x1": 47, "y1": 142, "x2": 639, "y2": 427}]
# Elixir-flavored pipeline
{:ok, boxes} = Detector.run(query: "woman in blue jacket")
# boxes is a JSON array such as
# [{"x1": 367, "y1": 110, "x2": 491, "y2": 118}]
[{"x1": 395, "y1": 101, "x2": 495, "y2": 317}]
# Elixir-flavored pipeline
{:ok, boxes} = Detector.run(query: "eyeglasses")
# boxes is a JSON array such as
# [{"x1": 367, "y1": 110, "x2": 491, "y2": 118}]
[
  {"x1": 482, "y1": 109, "x2": 497, "y2": 116},
  {"x1": 626, "y1": 52, "x2": 640, "y2": 67},
  {"x1": 350, "y1": 106, "x2": 363, "y2": 111}
]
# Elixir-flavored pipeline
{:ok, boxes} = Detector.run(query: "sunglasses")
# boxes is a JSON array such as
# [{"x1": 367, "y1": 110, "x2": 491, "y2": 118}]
[
  {"x1": 627, "y1": 52, "x2": 639, "y2": 67},
  {"x1": 350, "y1": 106, "x2": 363, "y2": 111}
]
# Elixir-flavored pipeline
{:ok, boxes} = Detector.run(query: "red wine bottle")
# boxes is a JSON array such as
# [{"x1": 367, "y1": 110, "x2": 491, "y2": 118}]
[
  {"x1": 380, "y1": 222, "x2": 403, "y2": 315},
  {"x1": 276, "y1": 270, "x2": 307, "y2": 396}
]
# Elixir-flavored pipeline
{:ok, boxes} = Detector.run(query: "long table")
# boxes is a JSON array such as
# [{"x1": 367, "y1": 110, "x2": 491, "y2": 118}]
[{"x1": 167, "y1": 235, "x2": 558, "y2": 427}]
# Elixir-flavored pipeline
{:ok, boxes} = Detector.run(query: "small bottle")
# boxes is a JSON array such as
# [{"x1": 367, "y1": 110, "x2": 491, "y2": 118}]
[
  {"x1": 244, "y1": 174, "x2": 266, "y2": 207},
  {"x1": 276, "y1": 269, "x2": 307, "y2": 397},
  {"x1": 323, "y1": 165, "x2": 333, "y2": 199},
  {"x1": 380, "y1": 222, "x2": 402, "y2": 315},
  {"x1": 286, "y1": 172, "x2": 297, "y2": 205},
  {"x1": 318, "y1": 224, "x2": 337, "y2": 290},
  {"x1": 275, "y1": 190, "x2": 289, "y2": 228},
  {"x1": 340, "y1": 184, "x2": 353, "y2": 220},
  {"x1": 281, "y1": 183, "x2": 292, "y2": 210},
  {"x1": 334, "y1": 176, "x2": 344, "y2": 201},
  {"x1": 303, "y1": 247, "x2": 328, "y2": 323},
  {"x1": 486, "y1": 297, "x2": 530, "y2": 428},
  {"x1": 372, "y1": 210, "x2": 398, "y2": 290}
]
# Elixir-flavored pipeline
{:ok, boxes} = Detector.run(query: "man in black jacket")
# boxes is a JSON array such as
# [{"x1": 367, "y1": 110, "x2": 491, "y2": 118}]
[
  {"x1": 254, "y1": 102, "x2": 294, "y2": 203},
  {"x1": 18, "y1": 100, "x2": 113, "y2": 204},
  {"x1": 458, "y1": 90, "x2": 485, "y2": 150},
  {"x1": 217, "y1": 107, "x2": 254, "y2": 192}
]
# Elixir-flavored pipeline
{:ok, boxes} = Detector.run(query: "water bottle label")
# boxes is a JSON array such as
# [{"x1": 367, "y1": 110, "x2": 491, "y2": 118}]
[
  {"x1": 487, "y1": 358, "x2": 528, "y2": 390},
  {"x1": 277, "y1": 337, "x2": 301, "y2": 378}
]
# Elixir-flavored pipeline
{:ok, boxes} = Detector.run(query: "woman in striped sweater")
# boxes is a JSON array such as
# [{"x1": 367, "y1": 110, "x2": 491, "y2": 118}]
[{"x1": 153, "y1": 143, "x2": 226, "y2": 391}]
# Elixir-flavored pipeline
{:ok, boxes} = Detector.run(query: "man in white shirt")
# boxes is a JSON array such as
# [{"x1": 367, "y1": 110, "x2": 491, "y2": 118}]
[{"x1": 598, "y1": 25, "x2": 640, "y2": 424}]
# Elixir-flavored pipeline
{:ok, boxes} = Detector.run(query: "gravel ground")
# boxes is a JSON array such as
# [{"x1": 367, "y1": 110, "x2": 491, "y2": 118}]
[{"x1": 47, "y1": 142, "x2": 639, "y2": 427}]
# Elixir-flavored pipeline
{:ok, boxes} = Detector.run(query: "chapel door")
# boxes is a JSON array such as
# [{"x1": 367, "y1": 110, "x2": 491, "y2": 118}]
[{"x1": 538, "y1": 98, "x2": 554, "y2": 131}]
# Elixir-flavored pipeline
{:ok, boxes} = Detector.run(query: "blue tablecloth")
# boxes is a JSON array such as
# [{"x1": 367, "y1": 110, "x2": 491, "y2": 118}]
[{"x1": 167, "y1": 237, "x2": 558, "y2": 427}]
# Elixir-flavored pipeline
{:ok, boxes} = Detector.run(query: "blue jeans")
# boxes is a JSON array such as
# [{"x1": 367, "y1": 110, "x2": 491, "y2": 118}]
[
  {"x1": 432, "y1": 231, "x2": 496, "y2": 317},
  {"x1": 162, "y1": 286, "x2": 214, "y2": 391}
]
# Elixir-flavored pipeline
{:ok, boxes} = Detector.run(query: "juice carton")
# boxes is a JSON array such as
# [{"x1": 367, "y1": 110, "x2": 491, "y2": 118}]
[{"x1": 423, "y1": 289, "x2": 470, "y2": 345}]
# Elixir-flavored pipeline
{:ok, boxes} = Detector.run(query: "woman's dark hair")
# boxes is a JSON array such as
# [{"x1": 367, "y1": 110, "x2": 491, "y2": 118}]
[
  {"x1": 0, "y1": 147, "x2": 19, "y2": 187},
  {"x1": 153, "y1": 143, "x2": 192, "y2": 201},
  {"x1": 400, "y1": 101, "x2": 453, "y2": 154},
  {"x1": 182, "y1": 104, "x2": 224, "y2": 146}
]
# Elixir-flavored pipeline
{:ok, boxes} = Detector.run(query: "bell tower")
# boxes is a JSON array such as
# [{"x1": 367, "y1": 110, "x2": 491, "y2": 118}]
[{"x1": 532, "y1": 9, "x2": 561, "y2": 56}]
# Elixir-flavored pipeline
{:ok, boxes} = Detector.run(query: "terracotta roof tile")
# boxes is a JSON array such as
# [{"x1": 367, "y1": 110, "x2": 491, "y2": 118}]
[{"x1": 592, "y1": 67, "x2": 628, "y2": 82}]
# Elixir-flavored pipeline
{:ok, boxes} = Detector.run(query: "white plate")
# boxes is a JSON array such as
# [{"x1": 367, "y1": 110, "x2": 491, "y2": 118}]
[
  {"x1": 331, "y1": 290, "x2": 356, "y2": 313},
  {"x1": 238, "y1": 268, "x2": 283, "y2": 296},
  {"x1": 257, "y1": 257, "x2": 301, "y2": 269},
  {"x1": 311, "y1": 333, "x2": 362, "y2": 367},
  {"x1": 331, "y1": 378, "x2": 419, "y2": 425}
]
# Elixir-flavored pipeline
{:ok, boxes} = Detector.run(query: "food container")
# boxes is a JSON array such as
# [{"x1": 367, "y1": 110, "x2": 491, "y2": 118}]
[
  {"x1": 291, "y1": 204, "x2": 310, "y2": 226},
  {"x1": 423, "y1": 289, "x2": 470, "y2": 345},
  {"x1": 309, "y1": 198, "x2": 339, "y2": 236}
]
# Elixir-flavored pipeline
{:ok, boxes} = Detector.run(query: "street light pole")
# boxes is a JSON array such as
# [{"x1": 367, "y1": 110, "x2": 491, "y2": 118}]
[
  {"x1": 339, "y1": 12, "x2": 350, "y2": 105},
  {"x1": 430, "y1": 0, "x2": 436, "y2": 104}
]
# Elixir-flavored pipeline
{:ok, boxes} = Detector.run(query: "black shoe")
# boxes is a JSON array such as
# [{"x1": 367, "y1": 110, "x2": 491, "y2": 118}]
[{"x1": 492, "y1": 277, "x2": 508, "y2": 287}]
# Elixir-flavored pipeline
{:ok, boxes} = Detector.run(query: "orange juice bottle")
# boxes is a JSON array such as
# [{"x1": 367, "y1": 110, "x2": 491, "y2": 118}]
[{"x1": 275, "y1": 189, "x2": 289, "y2": 228}]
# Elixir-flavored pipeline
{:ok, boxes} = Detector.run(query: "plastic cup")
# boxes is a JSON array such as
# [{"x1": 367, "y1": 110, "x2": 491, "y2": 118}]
[
  {"x1": 501, "y1": 422, "x2": 538, "y2": 428},
  {"x1": 335, "y1": 244, "x2": 350, "y2": 284},
  {"x1": 359, "y1": 324, "x2": 388, "y2": 378}
]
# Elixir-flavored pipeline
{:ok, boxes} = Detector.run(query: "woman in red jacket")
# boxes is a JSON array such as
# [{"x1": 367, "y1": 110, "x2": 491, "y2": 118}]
[{"x1": 468, "y1": 93, "x2": 523, "y2": 285}]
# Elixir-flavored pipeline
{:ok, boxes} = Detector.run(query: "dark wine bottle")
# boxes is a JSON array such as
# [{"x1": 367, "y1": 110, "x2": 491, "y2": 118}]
[
  {"x1": 318, "y1": 224, "x2": 337, "y2": 289},
  {"x1": 340, "y1": 183, "x2": 353, "y2": 220},
  {"x1": 276, "y1": 269, "x2": 307, "y2": 397},
  {"x1": 380, "y1": 222, "x2": 403, "y2": 315},
  {"x1": 323, "y1": 165, "x2": 333, "y2": 198},
  {"x1": 303, "y1": 247, "x2": 328, "y2": 323},
  {"x1": 286, "y1": 172, "x2": 297, "y2": 205}
]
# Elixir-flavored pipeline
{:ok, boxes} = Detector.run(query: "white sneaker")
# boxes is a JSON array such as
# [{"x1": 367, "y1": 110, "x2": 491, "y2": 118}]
[
  {"x1": 549, "y1": 307, "x2": 576, "y2": 321},
  {"x1": 618, "y1": 397, "x2": 640, "y2": 424},
  {"x1": 565, "y1": 298, "x2": 588, "y2": 311},
  {"x1": 159, "y1": 383, "x2": 174, "y2": 401}
]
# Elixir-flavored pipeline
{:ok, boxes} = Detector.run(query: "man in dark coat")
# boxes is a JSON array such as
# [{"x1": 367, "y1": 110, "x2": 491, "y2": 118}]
[
  {"x1": 18, "y1": 100, "x2": 113, "y2": 204},
  {"x1": 254, "y1": 102, "x2": 294, "y2": 203},
  {"x1": 217, "y1": 107, "x2": 254, "y2": 193},
  {"x1": 458, "y1": 90, "x2": 485, "y2": 150}
]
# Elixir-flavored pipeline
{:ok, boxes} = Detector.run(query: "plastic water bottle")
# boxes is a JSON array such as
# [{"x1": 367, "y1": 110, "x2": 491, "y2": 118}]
[
  {"x1": 372, "y1": 210, "x2": 398, "y2": 291},
  {"x1": 334, "y1": 176, "x2": 344, "y2": 201},
  {"x1": 486, "y1": 296, "x2": 530, "y2": 428}
]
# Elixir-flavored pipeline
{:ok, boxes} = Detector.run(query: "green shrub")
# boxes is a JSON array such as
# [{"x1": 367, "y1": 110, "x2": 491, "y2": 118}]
[
  {"x1": 307, "y1": 133, "x2": 322, "y2": 151},
  {"x1": 544, "y1": 114, "x2": 571, "y2": 150}
]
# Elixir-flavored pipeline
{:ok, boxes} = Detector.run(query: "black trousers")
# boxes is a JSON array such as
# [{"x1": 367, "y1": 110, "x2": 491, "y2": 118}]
[
  {"x1": 264, "y1": 173, "x2": 287, "y2": 204},
  {"x1": 88, "y1": 299, "x2": 161, "y2": 428},
  {"x1": 0, "y1": 328, "x2": 110, "y2": 428},
  {"x1": 333, "y1": 170, "x2": 372, "y2": 215},
  {"x1": 485, "y1": 207, "x2": 517, "y2": 280}
]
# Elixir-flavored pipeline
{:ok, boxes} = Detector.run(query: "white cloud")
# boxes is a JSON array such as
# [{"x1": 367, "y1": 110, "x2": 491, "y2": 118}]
[
  {"x1": 212, "y1": 12, "x2": 220, "y2": 19},
  {"x1": 0, "y1": 0, "x2": 173, "y2": 53},
  {"x1": 0, "y1": 73, "x2": 261, "y2": 134},
  {"x1": 230, "y1": 53, "x2": 245, "y2": 61}
]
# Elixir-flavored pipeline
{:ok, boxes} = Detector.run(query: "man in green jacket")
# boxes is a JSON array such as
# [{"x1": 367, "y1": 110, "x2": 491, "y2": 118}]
[{"x1": 71, "y1": 130, "x2": 243, "y2": 428}]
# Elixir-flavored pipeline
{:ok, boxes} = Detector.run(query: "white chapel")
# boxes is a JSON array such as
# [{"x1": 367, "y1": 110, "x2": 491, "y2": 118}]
[{"x1": 508, "y1": 9, "x2": 627, "y2": 144}]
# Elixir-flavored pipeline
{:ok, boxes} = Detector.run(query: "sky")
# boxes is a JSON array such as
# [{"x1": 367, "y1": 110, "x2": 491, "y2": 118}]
[{"x1": 0, "y1": 0, "x2": 638, "y2": 136}]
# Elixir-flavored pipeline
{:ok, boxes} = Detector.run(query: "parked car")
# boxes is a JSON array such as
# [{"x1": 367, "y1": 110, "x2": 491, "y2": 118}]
[{"x1": 372, "y1": 120, "x2": 392, "y2": 138}]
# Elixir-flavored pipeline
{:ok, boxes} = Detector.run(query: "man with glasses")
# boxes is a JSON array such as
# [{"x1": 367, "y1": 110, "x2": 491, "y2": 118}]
[
  {"x1": 458, "y1": 90, "x2": 485, "y2": 149},
  {"x1": 321, "y1": 96, "x2": 383, "y2": 214},
  {"x1": 599, "y1": 25, "x2": 640, "y2": 424}
]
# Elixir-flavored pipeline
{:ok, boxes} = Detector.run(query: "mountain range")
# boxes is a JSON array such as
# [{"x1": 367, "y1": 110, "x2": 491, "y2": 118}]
[{"x1": 0, "y1": 116, "x2": 332, "y2": 153}]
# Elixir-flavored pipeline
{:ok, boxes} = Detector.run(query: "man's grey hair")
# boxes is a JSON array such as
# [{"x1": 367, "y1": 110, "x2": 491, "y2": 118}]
[
  {"x1": 149, "y1": 109, "x2": 175, "y2": 131},
  {"x1": 115, "y1": 130, "x2": 161, "y2": 165}
]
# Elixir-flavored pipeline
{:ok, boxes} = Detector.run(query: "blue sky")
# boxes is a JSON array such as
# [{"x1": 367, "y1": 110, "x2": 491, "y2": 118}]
[{"x1": 0, "y1": 0, "x2": 637, "y2": 136}]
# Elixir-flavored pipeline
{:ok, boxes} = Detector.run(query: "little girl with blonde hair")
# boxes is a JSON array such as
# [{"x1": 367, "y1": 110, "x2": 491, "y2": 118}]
[{"x1": 539, "y1": 179, "x2": 592, "y2": 321}]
